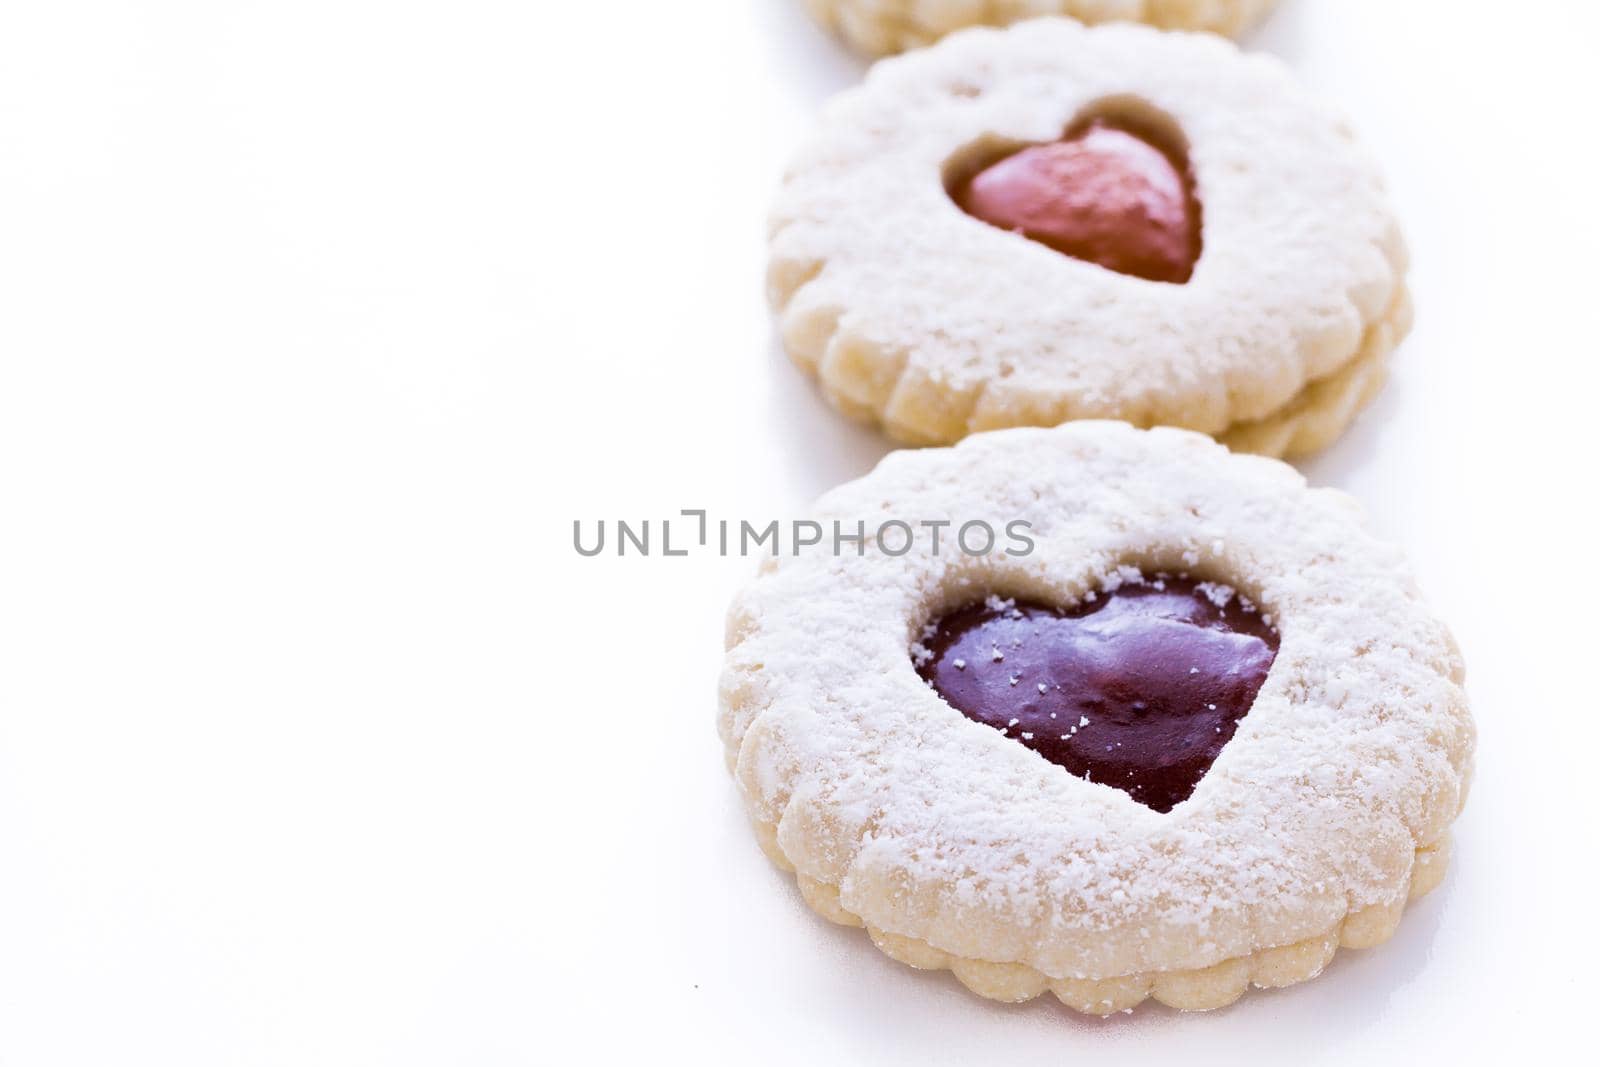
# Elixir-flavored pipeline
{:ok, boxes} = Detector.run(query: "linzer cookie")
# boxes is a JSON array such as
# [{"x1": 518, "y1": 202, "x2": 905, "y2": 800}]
[
  {"x1": 769, "y1": 18, "x2": 1410, "y2": 455},
  {"x1": 802, "y1": 0, "x2": 1278, "y2": 56},
  {"x1": 718, "y1": 422, "x2": 1472, "y2": 1013}
]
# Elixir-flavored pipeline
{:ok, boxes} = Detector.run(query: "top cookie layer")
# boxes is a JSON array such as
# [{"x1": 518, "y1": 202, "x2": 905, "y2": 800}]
[
  {"x1": 803, "y1": 0, "x2": 1278, "y2": 56},
  {"x1": 769, "y1": 18, "x2": 1408, "y2": 448}
]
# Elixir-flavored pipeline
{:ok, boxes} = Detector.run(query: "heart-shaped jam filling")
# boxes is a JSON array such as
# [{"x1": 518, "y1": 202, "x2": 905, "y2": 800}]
[
  {"x1": 915, "y1": 578, "x2": 1277, "y2": 813},
  {"x1": 950, "y1": 118, "x2": 1202, "y2": 283}
]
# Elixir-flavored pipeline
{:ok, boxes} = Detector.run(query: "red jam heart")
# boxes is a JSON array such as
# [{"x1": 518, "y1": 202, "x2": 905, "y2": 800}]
[
  {"x1": 915, "y1": 578, "x2": 1277, "y2": 813},
  {"x1": 951, "y1": 119, "x2": 1202, "y2": 283}
]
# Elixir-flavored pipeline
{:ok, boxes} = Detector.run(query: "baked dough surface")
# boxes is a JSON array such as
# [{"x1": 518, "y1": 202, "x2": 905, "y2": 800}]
[
  {"x1": 719, "y1": 422, "x2": 1473, "y2": 1011},
  {"x1": 803, "y1": 0, "x2": 1279, "y2": 56},
  {"x1": 770, "y1": 18, "x2": 1409, "y2": 456}
]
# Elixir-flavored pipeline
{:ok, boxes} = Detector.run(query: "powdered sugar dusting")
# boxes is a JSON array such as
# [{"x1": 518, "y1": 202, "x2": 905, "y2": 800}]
[
  {"x1": 719, "y1": 422, "x2": 1474, "y2": 982},
  {"x1": 767, "y1": 17, "x2": 1408, "y2": 451}
]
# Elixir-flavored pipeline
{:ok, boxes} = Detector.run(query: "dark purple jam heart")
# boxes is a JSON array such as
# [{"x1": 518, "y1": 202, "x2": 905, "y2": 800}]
[{"x1": 915, "y1": 578, "x2": 1278, "y2": 813}]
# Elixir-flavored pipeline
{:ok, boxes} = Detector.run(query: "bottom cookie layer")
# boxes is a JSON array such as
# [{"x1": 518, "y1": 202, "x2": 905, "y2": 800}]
[
  {"x1": 1219, "y1": 286, "x2": 1411, "y2": 458},
  {"x1": 793, "y1": 282, "x2": 1411, "y2": 459},
  {"x1": 751, "y1": 815, "x2": 1451, "y2": 1014}
]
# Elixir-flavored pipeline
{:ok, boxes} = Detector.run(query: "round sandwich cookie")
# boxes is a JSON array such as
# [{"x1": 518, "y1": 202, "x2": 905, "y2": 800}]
[
  {"x1": 718, "y1": 422, "x2": 1472, "y2": 1013},
  {"x1": 769, "y1": 18, "x2": 1410, "y2": 456},
  {"x1": 803, "y1": 0, "x2": 1277, "y2": 56}
]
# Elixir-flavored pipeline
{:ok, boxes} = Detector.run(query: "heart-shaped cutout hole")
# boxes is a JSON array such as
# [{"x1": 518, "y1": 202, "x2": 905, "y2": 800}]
[
  {"x1": 948, "y1": 114, "x2": 1202, "y2": 283},
  {"x1": 915, "y1": 577, "x2": 1277, "y2": 812}
]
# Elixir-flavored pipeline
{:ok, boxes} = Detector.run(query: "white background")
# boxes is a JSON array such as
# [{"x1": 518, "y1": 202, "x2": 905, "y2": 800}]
[{"x1": 0, "y1": 1, "x2": 1595, "y2": 1063}]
